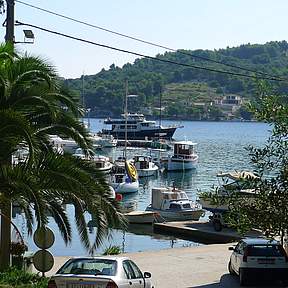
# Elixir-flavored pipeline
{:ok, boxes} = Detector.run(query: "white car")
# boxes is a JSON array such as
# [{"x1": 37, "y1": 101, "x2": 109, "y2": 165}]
[
  {"x1": 228, "y1": 238, "x2": 288, "y2": 286},
  {"x1": 48, "y1": 256, "x2": 154, "y2": 288}
]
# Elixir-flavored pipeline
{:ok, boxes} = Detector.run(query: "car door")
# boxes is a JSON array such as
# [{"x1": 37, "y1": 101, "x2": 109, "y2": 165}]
[
  {"x1": 234, "y1": 242, "x2": 245, "y2": 273},
  {"x1": 122, "y1": 260, "x2": 144, "y2": 288},
  {"x1": 230, "y1": 242, "x2": 240, "y2": 272}
]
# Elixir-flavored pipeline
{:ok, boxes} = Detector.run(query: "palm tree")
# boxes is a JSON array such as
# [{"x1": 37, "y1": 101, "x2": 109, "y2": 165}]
[{"x1": 0, "y1": 43, "x2": 125, "y2": 270}]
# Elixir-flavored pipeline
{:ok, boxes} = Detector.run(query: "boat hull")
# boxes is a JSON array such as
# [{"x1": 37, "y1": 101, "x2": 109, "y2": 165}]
[
  {"x1": 163, "y1": 158, "x2": 198, "y2": 171},
  {"x1": 137, "y1": 166, "x2": 158, "y2": 177},
  {"x1": 123, "y1": 211, "x2": 156, "y2": 224},
  {"x1": 111, "y1": 180, "x2": 139, "y2": 194},
  {"x1": 146, "y1": 206, "x2": 204, "y2": 221},
  {"x1": 102, "y1": 127, "x2": 177, "y2": 140},
  {"x1": 198, "y1": 198, "x2": 228, "y2": 213}
]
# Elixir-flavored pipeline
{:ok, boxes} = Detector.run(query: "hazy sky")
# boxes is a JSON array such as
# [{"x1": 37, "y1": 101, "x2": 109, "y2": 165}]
[{"x1": 5, "y1": 0, "x2": 288, "y2": 79}]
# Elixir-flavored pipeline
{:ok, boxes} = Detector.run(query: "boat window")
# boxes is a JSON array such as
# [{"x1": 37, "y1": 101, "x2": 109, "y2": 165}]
[
  {"x1": 182, "y1": 203, "x2": 191, "y2": 209},
  {"x1": 95, "y1": 163, "x2": 103, "y2": 168},
  {"x1": 120, "y1": 125, "x2": 125, "y2": 129},
  {"x1": 169, "y1": 203, "x2": 181, "y2": 210},
  {"x1": 141, "y1": 123, "x2": 149, "y2": 127}
]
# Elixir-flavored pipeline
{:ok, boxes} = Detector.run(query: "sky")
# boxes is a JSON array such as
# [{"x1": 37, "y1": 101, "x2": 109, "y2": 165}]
[{"x1": 3, "y1": 0, "x2": 288, "y2": 79}]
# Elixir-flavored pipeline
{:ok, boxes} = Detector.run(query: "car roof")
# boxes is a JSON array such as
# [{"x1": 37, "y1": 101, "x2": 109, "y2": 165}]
[
  {"x1": 241, "y1": 238, "x2": 280, "y2": 245},
  {"x1": 65, "y1": 256, "x2": 130, "y2": 262}
]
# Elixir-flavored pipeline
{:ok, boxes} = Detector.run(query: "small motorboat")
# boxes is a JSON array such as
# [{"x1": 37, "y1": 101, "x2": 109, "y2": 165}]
[
  {"x1": 199, "y1": 170, "x2": 258, "y2": 213},
  {"x1": 72, "y1": 148, "x2": 113, "y2": 174},
  {"x1": 123, "y1": 211, "x2": 157, "y2": 224},
  {"x1": 132, "y1": 155, "x2": 158, "y2": 177},
  {"x1": 90, "y1": 133, "x2": 117, "y2": 148},
  {"x1": 145, "y1": 186, "x2": 204, "y2": 221},
  {"x1": 161, "y1": 141, "x2": 198, "y2": 171},
  {"x1": 109, "y1": 160, "x2": 139, "y2": 194}
]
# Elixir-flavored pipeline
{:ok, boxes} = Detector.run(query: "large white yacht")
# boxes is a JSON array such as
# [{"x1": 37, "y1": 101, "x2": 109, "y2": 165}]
[{"x1": 101, "y1": 113, "x2": 180, "y2": 140}]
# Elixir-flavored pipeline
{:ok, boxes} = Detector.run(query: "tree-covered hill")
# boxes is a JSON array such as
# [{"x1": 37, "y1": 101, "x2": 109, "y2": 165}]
[{"x1": 64, "y1": 41, "x2": 288, "y2": 120}]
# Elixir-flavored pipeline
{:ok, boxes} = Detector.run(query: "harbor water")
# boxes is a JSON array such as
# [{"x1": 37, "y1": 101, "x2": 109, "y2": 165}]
[{"x1": 13, "y1": 120, "x2": 270, "y2": 256}]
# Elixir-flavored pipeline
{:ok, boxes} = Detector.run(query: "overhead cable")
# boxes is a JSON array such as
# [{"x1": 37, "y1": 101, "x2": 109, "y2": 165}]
[
  {"x1": 15, "y1": 21, "x2": 285, "y2": 82},
  {"x1": 15, "y1": 0, "x2": 286, "y2": 80}
]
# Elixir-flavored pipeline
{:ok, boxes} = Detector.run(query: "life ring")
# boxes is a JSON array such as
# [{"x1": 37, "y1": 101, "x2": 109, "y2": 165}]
[{"x1": 125, "y1": 160, "x2": 138, "y2": 182}]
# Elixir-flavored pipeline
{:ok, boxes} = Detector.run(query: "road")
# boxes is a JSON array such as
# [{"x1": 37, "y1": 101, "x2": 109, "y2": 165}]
[{"x1": 48, "y1": 243, "x2": 283, "y2": 288}]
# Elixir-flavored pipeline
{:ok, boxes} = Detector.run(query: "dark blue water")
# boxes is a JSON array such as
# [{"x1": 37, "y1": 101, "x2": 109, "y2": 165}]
[{"x1": 13, "y1": 120, "x2": 270, "y2": 256}]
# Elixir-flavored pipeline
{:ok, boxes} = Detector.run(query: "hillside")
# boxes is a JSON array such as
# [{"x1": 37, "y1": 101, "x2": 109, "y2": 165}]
[{"x1": 64, "y1": 41, "x2": 288, "y2": 120}]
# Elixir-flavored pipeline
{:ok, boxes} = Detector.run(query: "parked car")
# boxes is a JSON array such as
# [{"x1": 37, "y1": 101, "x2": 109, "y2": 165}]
[
  {"x1": 48, "y1": 256, "x2": 154, "y2": 288},
  {"x1": 228, "y1": 238, "x2": 288, "y2": 286}
]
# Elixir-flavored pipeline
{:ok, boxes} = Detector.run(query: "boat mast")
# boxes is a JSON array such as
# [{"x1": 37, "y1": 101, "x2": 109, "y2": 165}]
[
  {"x1": 82, "y1": 73, "x2": 90, "y2": 129},
  {"x1": 124, "y1": 79, "x2": 128, "y2": 159}
]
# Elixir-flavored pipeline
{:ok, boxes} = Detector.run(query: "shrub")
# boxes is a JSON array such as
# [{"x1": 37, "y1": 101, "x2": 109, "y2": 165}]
[
  {"x1": 102, "y1": 245, "x2": 122, "y2": 255},
  {"x1": 0, "y1": 267, "x2": 48, "y2": 288}
]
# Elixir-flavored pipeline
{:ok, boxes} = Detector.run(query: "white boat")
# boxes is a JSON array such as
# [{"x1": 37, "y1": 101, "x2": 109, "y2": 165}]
[
  {"x1": 123, "y1": 211, "x2": 157, "y2": 224},
  {"x1": 199, "y1": 171, "x2": 258, "y2": 213},
  {"x1": 132, "y1": 155, "x2": 158, "y2": 177},
  {"x1": 92, "y1": 155, "x2": 113, "y2": 174},
  {"x1": 72, "y1": 147, "x2": 86, "y2": 159},
  {"x1": 49, "y1": 135, "x2": 78, "y2": 153},
  {"x1": 109, "y1": 160, "x2": 139, "y2": 194},
  {"x1": 161, "y1": 141, "x2": 198, "y2": 171},
  {"x1": 145, "y1": 187, "x2": 204, "y2": 221},
  {"x1": 90, "y1": 133, "x2": 117, "y2": 148},
  {"x1": 72, "y1": 148, "x2": 113, "y2": 174}
]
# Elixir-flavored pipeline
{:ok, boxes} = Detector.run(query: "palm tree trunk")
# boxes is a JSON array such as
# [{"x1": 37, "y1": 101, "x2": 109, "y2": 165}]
[
  {"x1": 0, "y1": 155, "x2": 12, "y2": 271},
  {"x1": 0, "y1": 201, "x2": 11, "y2": 271}
]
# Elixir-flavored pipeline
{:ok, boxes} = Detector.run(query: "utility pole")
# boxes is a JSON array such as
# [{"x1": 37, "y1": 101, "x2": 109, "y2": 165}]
[
  {"x1": 5, "y1": 0, "x2": 14, "y2": 43},
  {"x1": 0, "y1": 0, "x2": 14, "y2": 271}
]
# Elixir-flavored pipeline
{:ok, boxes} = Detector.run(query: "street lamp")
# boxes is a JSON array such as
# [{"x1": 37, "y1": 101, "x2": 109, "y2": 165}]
[{"x1": 23, "y1": 29, "x2": 34, "y2": 43}]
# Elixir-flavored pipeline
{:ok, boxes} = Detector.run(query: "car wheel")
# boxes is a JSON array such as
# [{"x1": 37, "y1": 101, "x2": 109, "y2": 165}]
[
  {"x1": 228, "y1": 260, "x2": 236, "y2": 275},
  {"x1": 213, "y1": 220, "x2": 222, "y2": 232},
  {"x1": 239, "y1": 269, "x2": 248, "y2": 286}
]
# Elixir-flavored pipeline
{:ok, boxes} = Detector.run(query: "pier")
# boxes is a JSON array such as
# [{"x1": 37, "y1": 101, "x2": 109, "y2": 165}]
[{"x1": 153, "y1": 220, "x2": 263, "y2": 244}]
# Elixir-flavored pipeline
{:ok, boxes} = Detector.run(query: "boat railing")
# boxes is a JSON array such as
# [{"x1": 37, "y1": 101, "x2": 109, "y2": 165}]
[{"x1": 172, "y1": 154, "x2": 198, "y2": 160}]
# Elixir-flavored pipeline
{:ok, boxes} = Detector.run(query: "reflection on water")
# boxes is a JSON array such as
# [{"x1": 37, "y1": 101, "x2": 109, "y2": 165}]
[{"x1": 12, "y1": 120, "x2": 269, "y2": 256}]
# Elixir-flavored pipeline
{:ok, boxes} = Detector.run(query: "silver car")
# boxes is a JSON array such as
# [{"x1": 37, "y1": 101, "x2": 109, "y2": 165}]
[{"x1": 48, "y1": 256, "x2": 154, "y2": 288}]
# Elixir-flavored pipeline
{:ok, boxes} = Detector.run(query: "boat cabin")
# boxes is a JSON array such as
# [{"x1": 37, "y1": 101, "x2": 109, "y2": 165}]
[
  {"x1": 151, "y1": 187, "x2": 189, "y2": 209},
  {"x1": 134, "y1": 155, "x2": 152, "y2": 169},
  {"x1": 173, "y1": 141, "x2": 197, "y2": 157}
]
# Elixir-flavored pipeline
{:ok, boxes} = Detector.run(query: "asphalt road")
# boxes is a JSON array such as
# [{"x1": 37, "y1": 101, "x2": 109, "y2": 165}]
[{"x1": 48, "y1": 243, "x2": 285, "y2": 288}]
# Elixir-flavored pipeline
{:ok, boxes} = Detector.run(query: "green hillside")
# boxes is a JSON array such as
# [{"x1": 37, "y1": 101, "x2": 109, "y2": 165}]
[{"x1": 64, "y1": 41, "x2": 288, "y2": 120}]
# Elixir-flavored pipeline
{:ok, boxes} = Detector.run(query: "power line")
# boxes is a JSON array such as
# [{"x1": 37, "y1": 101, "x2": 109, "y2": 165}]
[
  {"x1": 15, "y1": 0, "x2": 287, "y2": 81},
  {"x1": 15, "y1": 20, "x2": 284, "y2": 82}
]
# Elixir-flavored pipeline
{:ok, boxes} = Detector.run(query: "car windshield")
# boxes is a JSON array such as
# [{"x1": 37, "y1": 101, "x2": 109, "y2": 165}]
[
  {"x1": 247, "y1": 245, "x2": 286, "y2": 257},
  {"x1": 57, "y1": 259, "x2": 117, "y2": 276}
]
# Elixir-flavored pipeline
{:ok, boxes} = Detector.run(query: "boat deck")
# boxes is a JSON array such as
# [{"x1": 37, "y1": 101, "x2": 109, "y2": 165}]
[{"x1": 117, "y1": 139, "x2": 171, "y2": 150}]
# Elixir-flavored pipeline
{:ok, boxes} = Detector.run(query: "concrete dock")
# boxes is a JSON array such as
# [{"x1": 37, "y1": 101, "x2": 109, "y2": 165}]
[
  {"x1": 48, "y1": 243, "x2": 280, "y2": 288},
  {"x1": 153, "y1": 221, "x2": 263, "y2": 244}
]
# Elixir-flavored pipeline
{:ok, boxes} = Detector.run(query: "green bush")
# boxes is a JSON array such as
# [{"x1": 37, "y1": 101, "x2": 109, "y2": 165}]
[
  {"x1": 0, "y1": 267, "x2": 48, "y2": 288},
  {"x1": 102, "y1": 245, "x2": 122, "y2": 255}
]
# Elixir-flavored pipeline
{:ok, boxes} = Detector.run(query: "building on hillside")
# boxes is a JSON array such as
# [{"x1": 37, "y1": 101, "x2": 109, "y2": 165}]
[{"x1": 214, "y1": 95, "x2": 242, "y2": 119}]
